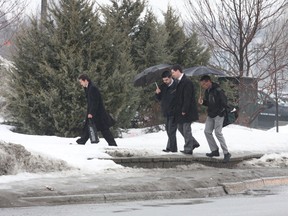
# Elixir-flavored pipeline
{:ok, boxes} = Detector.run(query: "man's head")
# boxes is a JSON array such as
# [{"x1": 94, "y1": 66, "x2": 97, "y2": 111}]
[
  {"x1": 199, "y1": 75, "x2": 212, "y2": 89},
  {"x1": 78, "y1": 74, "x2": 90, "y2": 88},
  {"x1": 161, "y1": 70, "x2": 173, "y2": 85},
  {"x1": 170, "y1": 64, "x2": 183, "y2": 79}
]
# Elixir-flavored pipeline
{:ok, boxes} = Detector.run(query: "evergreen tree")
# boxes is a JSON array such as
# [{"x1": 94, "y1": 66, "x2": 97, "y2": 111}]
[
  {"x1": 131, "y1": 9, "x2": 170, "y2": 68},
  {"x1": 131, "y1": 6, "x2": 211, "y2": 127},
  {"x1": 177, "y1": 32, "x2": 210, "y2": 68},
  {"x1": 6, "y1": 0, "x2": 212, "y2": 134},
  {"x1": 130, "y1": 10, "x2": 171, "y2": 127},
  {"x1": 98, "y1": 0, "x2": 146, "y2": 128},
  {"x1": 163, "y1": 6, "x2": 186, "y2": 65},
  {"x1": 8, "y1": 20, "x2": 54, "y2": 134},
  {"x1": 7, "y1": 0, "x2": 103, "y2": 136},
  {"x1": 163, "y1": 6, "x2": 210, "y2": 68}
]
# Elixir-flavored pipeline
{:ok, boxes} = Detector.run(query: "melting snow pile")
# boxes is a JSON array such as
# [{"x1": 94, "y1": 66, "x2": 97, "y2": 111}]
[{"x1": 0, "y1": 142, "x2": 73, "y2": 176}]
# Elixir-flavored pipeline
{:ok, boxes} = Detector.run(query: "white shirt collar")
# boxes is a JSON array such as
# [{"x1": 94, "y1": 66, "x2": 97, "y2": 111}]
[
  {"x1": 168, "y1": 79, "x2": 174, "y2": 87},
  {"x1": 178, "y1": 73, "x2": 184, "y2": 81}
]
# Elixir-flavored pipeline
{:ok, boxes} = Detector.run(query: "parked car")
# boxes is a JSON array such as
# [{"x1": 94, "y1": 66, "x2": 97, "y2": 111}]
[{"x1": 257, "y1": 92, "x2": 288, "y2": 129}]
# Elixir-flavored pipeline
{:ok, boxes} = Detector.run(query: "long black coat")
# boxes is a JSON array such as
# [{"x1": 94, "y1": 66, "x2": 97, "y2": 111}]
[
  {"x1": 84, "y1": 82, "x2": 114, "y2": 130},
  {"x1": 174, "y1": 74, "x2": 199, "y2": 123},
  {"x1": 155, "y1": 79, "x2": 177, "y2": 117}
]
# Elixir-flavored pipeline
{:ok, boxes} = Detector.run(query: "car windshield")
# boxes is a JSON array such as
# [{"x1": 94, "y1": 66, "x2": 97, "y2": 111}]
[{"x1": 258, "y1": 91, "x2": 288, "y2": 107}]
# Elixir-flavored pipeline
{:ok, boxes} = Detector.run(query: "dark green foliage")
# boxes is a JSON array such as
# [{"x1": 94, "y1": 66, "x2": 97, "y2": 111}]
[
  {"x1": 163, "y1": 6, "x2": 186, "y2": 64},
  {"x1": 8, "y1": 0, "x2": 101, "y2": 136},
  {"x1": 96, "y1": 0, "x2": 146, "y2": 128},
  {"x1": 131, "y1": 10, "x2": 170, "y2": 68},
  {"x1": 130, "y1": 9, "x2": 171, "y2": 127},
  {"x1": 176, "y1": 33, "x2": 211, "y2": 68},
  {"x1": 6, "y1": 0, "x2": 211, "y2": 135},
  {"x1": 163, "y1": 6, "x2": 210, "y2": 68},
  {"x1": 131, "y1": 6, "x2": 211, "y2": 127}
]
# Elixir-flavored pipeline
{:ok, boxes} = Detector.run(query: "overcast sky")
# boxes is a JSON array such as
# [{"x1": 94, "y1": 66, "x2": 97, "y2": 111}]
[{"x1": 26, "y1": 0, "x2": 186, "y2": 21}]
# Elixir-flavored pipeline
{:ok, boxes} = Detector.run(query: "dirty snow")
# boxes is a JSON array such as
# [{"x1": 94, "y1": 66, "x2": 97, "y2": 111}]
[{"x1": 1, "y1": 120, "x2": 288, "y2": 182}]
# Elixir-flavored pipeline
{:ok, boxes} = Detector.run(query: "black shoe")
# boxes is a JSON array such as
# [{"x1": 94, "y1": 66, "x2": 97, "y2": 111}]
[
  {"x1": 192, "y1": 143, "x2": 200, "y2": 150},
  {"x1": 109, "y1": 144, "x2": 117, "y2": 147},
  {"x1": 180, "y1": 150, "x2": 193, "y2": 155},
  {"x1": 162, "y1": 149, "x2": 171, "y2": 153},
  {"x1": 223, "y1": 153, "x2": 231, "y2": 163},
  {"x1": 206, "y1": 150, "x2": 220, "y2": 157},
  {"x1": 76, "y1": 138, "x2": 86, "y2": 145}
]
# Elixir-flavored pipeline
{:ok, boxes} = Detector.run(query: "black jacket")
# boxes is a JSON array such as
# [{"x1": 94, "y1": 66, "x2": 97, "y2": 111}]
[
  {"x1": 174, "y1": 74, "x2": 199, "y2": 123},
  {"x1": 155, "y1": 79, "x2": 177, "y2": 117},
  {"x1": 84, "y1": 82, "x2": 114, "y2": 130},
  {"x1": 202, "y1": 82, "x2": 228, "y2": 118}
]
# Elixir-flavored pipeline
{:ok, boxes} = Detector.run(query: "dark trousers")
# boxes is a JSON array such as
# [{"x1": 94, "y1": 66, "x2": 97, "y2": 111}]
[
  {"x1": 165, "y1": 116, "x2": 178, "y2": 152},
  {"x1": 77, "y1": 120, "x2": 117, "y2": 146},
  {"x1": 177, "y1": 122, "x2": 199, "y2": 152}
]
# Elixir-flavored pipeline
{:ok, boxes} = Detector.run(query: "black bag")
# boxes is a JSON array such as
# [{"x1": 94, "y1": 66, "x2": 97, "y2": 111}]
[
  {"x1": 88, "y1": 119, "x2": 99, "y2": 143},
  {"x1": 107, "y1": 113, "x2": 116, "y2": 127},
  {"x1": 223, "y1": 107, "x2": 238, "y2": 127}
]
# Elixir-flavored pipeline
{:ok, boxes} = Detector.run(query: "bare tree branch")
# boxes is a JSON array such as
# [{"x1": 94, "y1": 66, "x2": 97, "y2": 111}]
[
  {"x1": 185, "y1": 0, "x2": 287, "y2": 76},
  {"x1": 185, "y1": 0, "x2": 288, "y2": 127},
  {"x1": 0, "y1": 0, "x2": 27, "y2": 50}
]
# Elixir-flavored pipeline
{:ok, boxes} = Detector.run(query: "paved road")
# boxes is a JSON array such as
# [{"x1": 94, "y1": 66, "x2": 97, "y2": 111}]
[{"x1": 1, "y1": 185, "x2": 288, "y2": 216}]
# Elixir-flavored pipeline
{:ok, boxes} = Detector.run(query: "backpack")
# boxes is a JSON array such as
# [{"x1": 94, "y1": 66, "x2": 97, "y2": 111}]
[{"x1": 223, "y1": 106, "x2": 238, "y2": 127}]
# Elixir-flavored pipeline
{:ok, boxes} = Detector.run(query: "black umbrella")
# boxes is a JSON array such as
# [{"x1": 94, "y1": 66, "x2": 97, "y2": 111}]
[
  {"x1": 183, "y1": 66, "x2": 225, "y2": 76},
  {"x1": 133, "y1": 64, "x2": 172, "y2": 87}
]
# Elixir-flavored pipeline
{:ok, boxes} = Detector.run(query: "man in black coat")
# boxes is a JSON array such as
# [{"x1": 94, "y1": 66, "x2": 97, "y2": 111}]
[
  {"x1": 171, "y1": 64, "x2": 200, "y2": 155},
  {"x1": 198, "y1": 75, "x2": 231, "y2": 162},
  {"x1": 76, "y1": 74, "x2": 117, "y2": 146},
  {"x1": 155, "y1": 71, "x2": 178, "y2": 153}
]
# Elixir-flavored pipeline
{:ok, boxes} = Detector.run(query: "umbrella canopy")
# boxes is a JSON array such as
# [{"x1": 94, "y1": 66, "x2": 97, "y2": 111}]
[
  {"x1": 133, "y1": 64, "x2": 172, "y2": 87},
  {"x1": 183, "y1": 66, "x2": 225, "y2": 76}
]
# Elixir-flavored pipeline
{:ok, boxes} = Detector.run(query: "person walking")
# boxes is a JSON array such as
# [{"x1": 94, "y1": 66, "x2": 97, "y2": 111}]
[
  {"x1": 171, "y1": 64, "x2": 200, "y2": 155},
  {"x1": 198, "y1": 75, "x2": 231, "y2": 163},
  {"x1": 76, "y1": 74, "x2": 117, "y2": 146},
  {"x1": 155, "y1": 70, "x2": 178, "y2": 153}
]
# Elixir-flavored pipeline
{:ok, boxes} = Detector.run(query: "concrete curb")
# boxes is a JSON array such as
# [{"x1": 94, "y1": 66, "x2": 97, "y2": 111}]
[
  {"x1": 20, "y1": 188, "x2": 227, "y2": 206},
  {"x1": 18, "y1": 176, "x2": 288, "y2": 207},
  {"x1": 219, "y1": 176, "x2": 288, "y2": 194},
  {"x1": 194, "y1": 186, "x2": 226, "y2": 197},
  {"x1": 20, "y1": 191, "x2": 197, "y2": 206}
]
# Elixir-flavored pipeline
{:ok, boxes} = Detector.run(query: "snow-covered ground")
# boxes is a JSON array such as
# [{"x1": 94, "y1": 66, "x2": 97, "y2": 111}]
[{"x1": 1, "y1": 117, "x2": 288, "y2": 183}]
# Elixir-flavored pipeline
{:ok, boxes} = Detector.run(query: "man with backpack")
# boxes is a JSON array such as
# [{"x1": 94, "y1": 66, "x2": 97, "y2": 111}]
[{"x1": 198, "y1": 75, "x2": 231, "y2": 163}]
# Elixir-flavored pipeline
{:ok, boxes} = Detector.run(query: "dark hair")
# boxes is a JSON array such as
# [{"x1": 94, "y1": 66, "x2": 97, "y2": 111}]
[
  {"x1": 161, "y1": 70, "x2": 172, "y2": 78},
  {"x1": 78, "y1": 74, "x2": 91, "y2": 82},
  {"x1": 200, "y1": 75, "x2": 211, "y2": 82},
  {"x1": 171, "y1": 64, "x2": 183, "y2": 73}
]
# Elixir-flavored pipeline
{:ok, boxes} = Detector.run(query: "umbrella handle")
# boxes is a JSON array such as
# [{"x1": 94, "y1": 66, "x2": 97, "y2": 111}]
[
  {"x1": 198, "y1": 83, "x2": 204, "y2": 104},
  {"x1": 155, "y1": 82, "x2": 159, "y2": 89}
]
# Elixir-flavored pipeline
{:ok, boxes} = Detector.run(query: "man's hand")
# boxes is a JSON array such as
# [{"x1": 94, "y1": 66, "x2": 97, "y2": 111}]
[
  {"x1": 155, "y1": 87, "x2": 161, "y2": 94},
  {"x1": 88, "y1": 114, "x2": 93, "y2": 118},
  {"x1": 198, "y1": 97, "x2": 203, "y2": 105}
]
